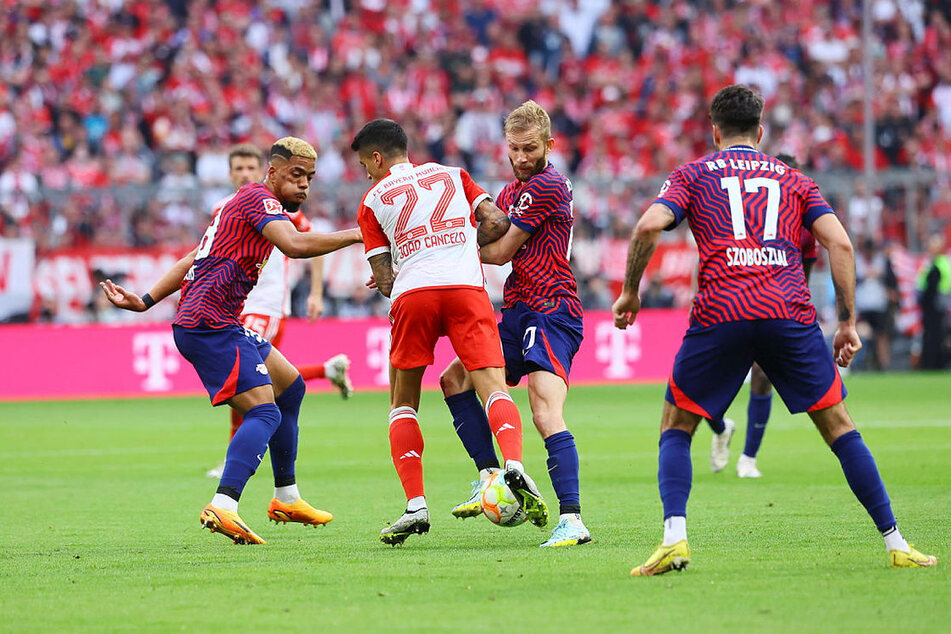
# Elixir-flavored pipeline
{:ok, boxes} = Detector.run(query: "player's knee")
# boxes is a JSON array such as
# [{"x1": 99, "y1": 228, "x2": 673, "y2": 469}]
[
  {"x1": 531, "y1": 409, "x2": 566, "y2": 437},
  {"x1": 275, "y1": 374, "x2": 305, "y2": 410},
  {"x1": 438, "y1": 363, "x2": 467, "y2": 397}
]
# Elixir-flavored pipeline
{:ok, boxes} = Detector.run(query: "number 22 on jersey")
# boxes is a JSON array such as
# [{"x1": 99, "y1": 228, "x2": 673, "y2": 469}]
[{"x1": 382, "y1": 172, "x2": 466, "y2": 247}]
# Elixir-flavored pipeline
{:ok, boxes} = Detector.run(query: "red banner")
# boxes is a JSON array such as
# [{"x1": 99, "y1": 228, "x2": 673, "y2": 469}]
[{"x1": 0, "y1": 309, "x2": 689, "y2": 401}]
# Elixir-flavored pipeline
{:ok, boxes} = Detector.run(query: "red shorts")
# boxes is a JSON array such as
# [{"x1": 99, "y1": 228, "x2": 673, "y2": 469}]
[
  {"x1": 241, "y1": 313, "x2": 286, "y2": 348},
  {"x1": 389, "y1": 287, "x2": 504, "y2": 371}
]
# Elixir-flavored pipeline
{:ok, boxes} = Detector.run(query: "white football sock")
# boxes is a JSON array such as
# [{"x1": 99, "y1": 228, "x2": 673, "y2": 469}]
[
  {"x1": 211, "y1": 493, "x2": 238, "y2": 512},
  {"x1": 504, "y1": 459, "x2": 524, "y2": 473},
  {"x1": 882, "y1": 526, "x2": 909, "y2": 553},
  {"x1": 274, "y1": 484, "x2": 300, "y2": 504},
  {"x1": 406, "y1": 496, "x2": 427, "y2": 512},
  {"x1": 663, "y1": 516, "x2": 687, "y2": 546}
]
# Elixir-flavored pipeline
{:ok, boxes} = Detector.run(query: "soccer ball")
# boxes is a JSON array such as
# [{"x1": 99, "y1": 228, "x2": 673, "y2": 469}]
[{"x1": 481, "y1": 472, "x2": 528, "y2": 527}]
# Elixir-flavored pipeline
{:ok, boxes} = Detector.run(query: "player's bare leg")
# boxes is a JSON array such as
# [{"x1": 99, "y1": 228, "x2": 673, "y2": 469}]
[
  {"x1": 440, "y1": 359, "x2": 502, "y2": 518},
  {"x1": 632, "y1": 402, "x2": 700, "y2": 575},
  {"x1": 525, "y1": 370, "x2": 589, "y2": 545},
  {"x1": 808, "y1": 402, "x2": 935, "y2": 567},
  {"x1": 738, "y1": 362, "x2": 772, "y2": 478},
  {"x1": 381, "y1": 366, "x2": 430, "y2": 545}
]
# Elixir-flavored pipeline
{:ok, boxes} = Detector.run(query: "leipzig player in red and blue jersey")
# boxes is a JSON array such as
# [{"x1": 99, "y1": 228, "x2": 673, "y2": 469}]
[
  {"x1": 612, "y1": 85, "x2": 935, "y2": 574},
  {"x1": 101, "y1": 137, "x2": 362, "y2": 545},
  {"x1": 440, "y1": 101, "x2": 590, "y2": 548}
]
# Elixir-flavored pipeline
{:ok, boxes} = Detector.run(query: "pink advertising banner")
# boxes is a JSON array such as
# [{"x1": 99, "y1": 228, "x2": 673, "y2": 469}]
[{"x1": 0, "y1": 309, "x2": 689, "y2": 402}]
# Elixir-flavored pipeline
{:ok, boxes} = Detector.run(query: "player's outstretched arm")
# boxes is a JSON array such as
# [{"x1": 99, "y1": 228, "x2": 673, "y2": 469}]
[
  {"x1": 811, "y1": 213, "x2": 862, "y2": 367},
  {"x1": 367, "y1": 253, "x2": 395, "y2": 298},
  {"x1": 612, "y1": 203, "x2": 675, "y2": 329},
  {"x1": 262, "y1": 220, "x2": 363, "y2": 259},
  {"x1": 99, "y1": 247, "x2": 198, "y2": 312},
  {"x1": 474, "y1": 199, "x2": 511, "y2": 247}
]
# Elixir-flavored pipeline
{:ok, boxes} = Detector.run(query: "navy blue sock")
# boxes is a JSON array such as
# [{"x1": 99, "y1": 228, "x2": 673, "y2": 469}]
[
  {"x1": 545, "y1": 430, "x2": 581, "y2": 515},
  {"x1": 831, "y1": 430, "x2": 896, "y2": 532},
  {"x1": 218, "y1": 402, "x2": 282, "y2": 498},
  {"x1": 658, "y1": 429, "x2": 692, "y2": 519},
  {"x1": 706, "y1": 417, "x2": 725, "y2": 434},
  {"x1": 743, "y1": 393, "x2": 772, "y2": 457},
  {"x1": 445, "y1": 390, "x2": 499, "y2": 471},
  {"x1": 270, "y1": 375, "x2": 305, "y2": 487}
]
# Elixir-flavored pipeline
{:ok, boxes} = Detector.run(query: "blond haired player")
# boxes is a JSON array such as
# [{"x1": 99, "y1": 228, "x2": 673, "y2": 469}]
[
  {"x1": 205, "y1": 144, "x2": 353, "y2": 479},
  {"x1": 351, "y1": 119, "x2": 550, "y2": 545}
]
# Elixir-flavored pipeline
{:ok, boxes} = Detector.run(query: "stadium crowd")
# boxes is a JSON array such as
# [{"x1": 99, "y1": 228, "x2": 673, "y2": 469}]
[{"x1": 0, "y1": 0, "x2": 949, "y2": 361}]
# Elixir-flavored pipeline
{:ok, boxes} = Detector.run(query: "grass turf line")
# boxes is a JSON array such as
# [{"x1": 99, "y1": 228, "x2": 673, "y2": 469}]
[{"x1": 0, "y1": 373, "x2": 947, "y2": 633}]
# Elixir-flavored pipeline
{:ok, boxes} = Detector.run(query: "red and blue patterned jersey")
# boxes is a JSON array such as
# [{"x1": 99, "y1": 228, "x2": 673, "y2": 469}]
[
  {"x1": 655, "y1": 146, "x2": 835, "y2": 327},
  {"x1": 174, "y1": 183, "x2": 291, "y2": 329},
  {"x1": 496, "y1": 163, "x2": 582, "y2": 318}
]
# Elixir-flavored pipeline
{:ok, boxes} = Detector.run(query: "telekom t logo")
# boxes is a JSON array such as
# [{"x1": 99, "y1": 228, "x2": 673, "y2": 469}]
[
  {"x1": 132, "y1": 332, "x2": 181, "y2": 391},
  {"x1": 594, "y1": 320, "x2": 642, "y2": 379},
  {"x1": 366, "y1": 327, "x2": 392, "y2": 386}
]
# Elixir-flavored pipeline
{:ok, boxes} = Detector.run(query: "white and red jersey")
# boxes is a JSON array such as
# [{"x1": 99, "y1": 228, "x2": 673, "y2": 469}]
[
  {"x1": 211, "y1": 191, "x2": 313, "y2": 319},
  {"x1": 357, "y1": 162, "x2": 490, "y2": 302}
]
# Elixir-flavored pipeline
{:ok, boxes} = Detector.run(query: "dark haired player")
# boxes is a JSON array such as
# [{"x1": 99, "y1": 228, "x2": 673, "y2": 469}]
[
  {"x1": 101, "y1": 137, "x2": 362, "y2": 545},
  {"x1": 350, "y1": 118, "x2": 547, "y2": 545},
  {"x1": 612, "y1": 85, "x2": 936, "y2": 574}
]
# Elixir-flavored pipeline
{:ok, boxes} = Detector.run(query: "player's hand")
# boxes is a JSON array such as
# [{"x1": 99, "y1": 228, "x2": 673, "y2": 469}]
[
  {"x1": 612, "y1": 292, "x2": 641, "y2": 329},
  {"x1": 365, "y1": 274, "x2": 378, "y2": 290},
  {"x1": 99, "y1": 279, "x2": 147, "y2": 312},
  {"x1": 306, "y1": 293, "x2": 324, "y2": 321},
  {"x1": 833, "y1": 324, "x2": 862, "y2": 368}
]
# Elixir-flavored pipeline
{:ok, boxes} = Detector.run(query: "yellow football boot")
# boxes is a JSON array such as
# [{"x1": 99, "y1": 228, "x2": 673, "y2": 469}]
[
  {"x1": 630, "y1": 540, "x2": 691, "y2": 576},
  {"x1": 200, "y1": 505, "x2": 266, "y2": 545},
  {"x1": 267, "y1": 498, "x2": 333, "y2": 527},
  {"x1": 889, "y1": 545, "x2": 937, "y2": 568}
]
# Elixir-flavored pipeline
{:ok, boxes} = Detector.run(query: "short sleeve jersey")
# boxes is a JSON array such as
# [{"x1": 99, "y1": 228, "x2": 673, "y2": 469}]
[
  {"x1": 174, "y1": 183, "x2": 290, "y2": 328},
  {"x1": 357, "y1": 162, "x2": 490, "y2": 302},
  {"x1": 655, "y1": 146, "x2": 835, "y2": 326},
  {"x1": 496, "y1": 163, "x2": 582, "y2": 318}
]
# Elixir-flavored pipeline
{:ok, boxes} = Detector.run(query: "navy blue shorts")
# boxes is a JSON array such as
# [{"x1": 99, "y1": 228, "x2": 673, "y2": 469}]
[
  {"x1": 665, "y1": 319, "x2": 846, "y2": 420},
  {"x1": 498, "y1": 302, "x2": 583, "y2": 386},
  {"x1": 173, "y1": 325, "x2": 273, "y2": 406}
]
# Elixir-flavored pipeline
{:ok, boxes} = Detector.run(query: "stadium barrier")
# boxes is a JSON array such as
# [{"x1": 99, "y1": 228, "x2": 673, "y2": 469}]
[{"x1": 0, "y1": 309, "x2": 689, "y2": 401}]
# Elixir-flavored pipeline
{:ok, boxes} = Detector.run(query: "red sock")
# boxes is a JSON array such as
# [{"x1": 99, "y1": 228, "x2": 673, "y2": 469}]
[
  {"x1": 229, "y1": 409, "x2": 243, "y2": 440},
  {"x1": 389, "y1": 407, "x2": 424, "y2": 500},
  {"x1": 296, "y1": 364, "x2": 326, "y2": 380},
  {"x1": 486, "y1": 391, "x2": 522, "y2": 463}
]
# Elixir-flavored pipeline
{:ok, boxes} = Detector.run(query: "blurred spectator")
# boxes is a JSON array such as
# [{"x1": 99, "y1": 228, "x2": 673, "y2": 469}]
[
  {"x1": 855, "y1": 239, "x2": 894, "y2": 370},
  {"x1": 847, "y1": 179, "x2": 884, "y2": 241},
  {"x1": 916, "y1": 234, "x2": 950, "y2": 369},
  {"x1": 640, "y1": 273, "x2": 676, "y2": 309}
]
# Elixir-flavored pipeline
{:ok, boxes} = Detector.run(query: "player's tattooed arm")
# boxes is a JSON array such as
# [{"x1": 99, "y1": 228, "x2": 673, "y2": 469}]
[
  {"x1": 99, "y1": 247, "x2": 198, "y2": 311},
  {"x1": 263, "y1": 220, "x2": 363, "y2": 258},
  {"x1": 368, "y1": 252, "x2": 396, "y2": 298},
  {"x1": 612, "y1": 203, "x2": 674, "y2": 329},
  {"x1": 474, "y1": 199, "x2": 511, "y2": 246}
]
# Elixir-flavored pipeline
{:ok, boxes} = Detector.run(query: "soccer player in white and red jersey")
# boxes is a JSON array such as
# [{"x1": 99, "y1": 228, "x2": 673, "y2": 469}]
[
  {"x1": 351, "y1": 119, "x2": 549, "y2": 545},
  {"x1": 205, "y1": 145, "x2": 353, "y2": 480},
  {"x1": 102, "y1": 137, "x2": 363, "y2": 545},
  {"x1": 612, "y1": 85, "x2": 935, "y2": 574}
]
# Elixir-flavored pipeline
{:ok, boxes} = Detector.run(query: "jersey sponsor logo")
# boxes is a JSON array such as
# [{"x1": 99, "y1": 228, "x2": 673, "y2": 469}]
[
  {"x1": 263, "y1": 198, "x2": 284, "y2": 215},
  {"x1": 510, "y1": 192, "x2": 533, "y2": 217},
  {"x1": 725, "y1": 246, "x2": 790, "y2": 267}
]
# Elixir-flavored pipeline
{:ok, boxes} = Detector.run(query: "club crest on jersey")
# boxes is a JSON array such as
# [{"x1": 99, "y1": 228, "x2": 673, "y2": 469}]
[
  {"x1": 263, "y1": 198, "x2": 284, "y2": 215},
  {"x1": 510, "y1": 192, "x2": 533, "y2": 217}
]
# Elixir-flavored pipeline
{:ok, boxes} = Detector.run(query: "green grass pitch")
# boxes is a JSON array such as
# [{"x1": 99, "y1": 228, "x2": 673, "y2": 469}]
[{"x1": 1, "y1": 374, "x2": 947, "y2": 633}]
